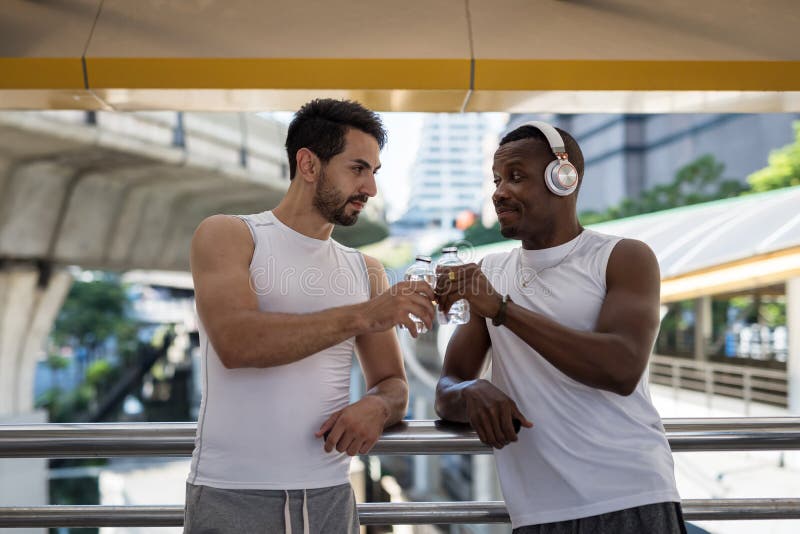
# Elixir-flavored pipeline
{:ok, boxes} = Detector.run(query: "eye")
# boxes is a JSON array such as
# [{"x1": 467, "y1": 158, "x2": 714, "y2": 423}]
[
  {"x1": 352, "y1": 165, "x2": 364, "y2": 174},
  {"x1": 511, "y1": 172, "x2": 523, "y2": 182}
]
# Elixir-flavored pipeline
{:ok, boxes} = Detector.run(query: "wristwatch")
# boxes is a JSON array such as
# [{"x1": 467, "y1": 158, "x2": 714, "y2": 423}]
[{"x1": 492, "y1": 294, "x2": 512, "y2": 327}]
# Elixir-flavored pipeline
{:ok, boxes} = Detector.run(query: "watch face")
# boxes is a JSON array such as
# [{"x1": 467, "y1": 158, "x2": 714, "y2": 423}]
[{"x1": 557, "y1": 163, "x2": 578, "y2": 188}]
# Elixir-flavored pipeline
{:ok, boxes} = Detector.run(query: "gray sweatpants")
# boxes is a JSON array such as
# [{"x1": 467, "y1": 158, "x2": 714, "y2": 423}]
[
  {"x1": 183, "y1": 482, "x2": 359, "y2": 534},
  {"x1": 513, "y1": 502, "x2": 687, "y2": 534}
]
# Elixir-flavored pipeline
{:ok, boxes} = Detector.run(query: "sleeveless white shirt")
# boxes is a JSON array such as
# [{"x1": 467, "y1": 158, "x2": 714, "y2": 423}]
[
  {"x1": 188, "y1": 211, "x2": 370, "y2": 489},
  {"x1": 481, "y1": 229, "x2": 680, "y2": 528}
]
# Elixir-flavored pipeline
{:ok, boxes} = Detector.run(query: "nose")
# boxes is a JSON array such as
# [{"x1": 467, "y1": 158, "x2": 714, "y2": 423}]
[
  {"x1": 492, "y1": 181, "x2": 509, "y2": 205},
  {"x1": 362, "y1": 171, "x2": 378, "y2": 198}
]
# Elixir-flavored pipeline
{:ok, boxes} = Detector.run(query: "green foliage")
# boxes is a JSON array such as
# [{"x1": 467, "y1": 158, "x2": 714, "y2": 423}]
[
  {"x1": 42, "y1": 275, "x2": 139, "y2": 423},
  {"x1": 332, "y1": 221, "x2": 389, "y2": 248},
  {"x1": 579, "y1": 154, "x2": 748, "y2": 225},
  {"x1": 85, "y1": 360, "x2": 116, "y2": 388},
  {"x1": 748, "y1": 122, "x2": 800, "y2": 192},
  {"x1": 52, "y1": 278, "x2": 129, "y2": 349},
  {"x1": 760, "y1": 301, "x2": 786, "y2": 327},
  {"x1": 46, "y1": 353, "x2": 70, "y2": 371},
  {"x1": 440, "y1": 220, "x2": 506, "y2": 250},
  {"x1": 462, "y1": 220, "x2": 504, "y2": 246}
]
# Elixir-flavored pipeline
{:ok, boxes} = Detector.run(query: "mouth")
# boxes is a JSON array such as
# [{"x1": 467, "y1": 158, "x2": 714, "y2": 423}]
[
  {"x1": 495, "y1": 206, "x2": 517, "y2": 217},
  {"x1": 349, "y1": 200, "x2": 366, "y2": 210}
]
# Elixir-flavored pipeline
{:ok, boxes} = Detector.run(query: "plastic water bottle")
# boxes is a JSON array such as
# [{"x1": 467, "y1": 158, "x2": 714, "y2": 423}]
[
  {"x1": 403, "y1": 255, "x2": 435, "y2": 334},
  {"x1": 436, "y1": 246, "x2": 470, "y2": 325}
]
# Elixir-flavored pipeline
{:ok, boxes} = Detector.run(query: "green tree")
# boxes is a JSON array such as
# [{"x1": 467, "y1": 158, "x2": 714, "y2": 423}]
[
  {"x1": 748, "y1": 122, "x2": 800, "y2": 192},
  {"x1": 52, "y1": 277, "x2": 130, "y2": 358},
  {"x1": 579, "y1": 154, "x2": 747, "y2": 225},
  {"x1": 39, "y1": 276, "x2": 139, "y2": 423}
]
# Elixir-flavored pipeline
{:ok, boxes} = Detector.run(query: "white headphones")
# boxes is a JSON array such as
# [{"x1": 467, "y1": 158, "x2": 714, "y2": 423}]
[{"x1": 515, "y1": 121, "x2": 579, "y2": 197}]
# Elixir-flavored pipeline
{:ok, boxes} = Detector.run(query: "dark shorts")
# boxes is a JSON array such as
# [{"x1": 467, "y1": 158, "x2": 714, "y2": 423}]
[
  {"x1": 513, "y1": 502, "x2": 687, "y2": 534},
  {"x1": 183, "y1": 481, "x2": 359, "y2": 534}
]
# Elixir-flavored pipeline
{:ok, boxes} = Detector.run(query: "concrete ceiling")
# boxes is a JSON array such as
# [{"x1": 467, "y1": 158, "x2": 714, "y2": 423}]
[
  {"x1": 1, "y1": 0, "x2": 799, "y2": 112},
  {"x1": 0, "y1": 113, "x2": 388, "y2": 271}
]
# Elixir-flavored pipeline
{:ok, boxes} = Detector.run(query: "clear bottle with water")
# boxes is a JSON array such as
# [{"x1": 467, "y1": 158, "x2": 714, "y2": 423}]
[
  {"x1": 402, "y1": 255, "x2": 435, "y2": 334},
  {"x1": 436, "y1": 246, "x2": 470, "y2": 325}
]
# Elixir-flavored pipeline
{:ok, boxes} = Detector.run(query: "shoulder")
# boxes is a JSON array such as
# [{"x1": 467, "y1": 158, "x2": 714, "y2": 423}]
[
  {"x1": 362, "y1": 253, "x2": 385, "y2": 272},
  {"x1": 191, "y1": 215, "x2": 254, "y2": 266},
  {"x1": 361, "y1": 254, "x2": 389, "y2": 295},
  {"x1": 609, "y1": 238, "x2": 657, "y2": 266},
  {"x1": 193, "y1": 214, "x2": 252, "y2": 242},
  {"x1": 607, "y1": 238, "x2": 660, "y2": 288}
]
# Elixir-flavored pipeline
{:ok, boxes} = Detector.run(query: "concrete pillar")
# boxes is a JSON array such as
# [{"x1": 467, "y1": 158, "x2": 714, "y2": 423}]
[
  {"x1": 16, "y1": 270, "x2": 73, "y2": 413},
  {"x1": 0, "y1": 268, "x2": 38, "y2": 416},
  {"x1": 787, "y1": 277, "x2": 800, "y2": 414},
  {"x1": 0, "y1": 265, "x2": 72, "y2": 416},
  {"x1": 694, "y1": 295, "x2": 712, "y2": 361}
]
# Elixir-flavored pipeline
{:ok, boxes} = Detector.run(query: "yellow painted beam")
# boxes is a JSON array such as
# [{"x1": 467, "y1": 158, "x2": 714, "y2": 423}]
[
  {"x1": 85, "y1": 58, "x2": 472, "y2": 90},
  {"x1": 4, "y1": 57, "x2": 800, "y2": 93},
  {"x1": 475, "y1": 60, "x2": 800, "y2": 91},
  {"x1": 0, "y1": 58, "x2": 85, "y2": 90},
  {"x1": 661, "y1": 247, "x2": 800, "y2": 303}
]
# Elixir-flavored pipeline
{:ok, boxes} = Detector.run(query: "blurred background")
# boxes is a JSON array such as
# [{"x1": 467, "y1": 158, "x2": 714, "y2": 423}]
[{"x1": 2, "y1": 1, "x2": 800, "y2": 533}]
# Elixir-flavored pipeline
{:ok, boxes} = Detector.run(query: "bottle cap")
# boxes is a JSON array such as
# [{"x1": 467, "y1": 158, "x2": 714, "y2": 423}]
[
  {"x1": 415, "y1": 255, "x2": 432, "y2": 263},
  {"x1": 441, "y1": 246, "x2": 458, "y2": 254}
]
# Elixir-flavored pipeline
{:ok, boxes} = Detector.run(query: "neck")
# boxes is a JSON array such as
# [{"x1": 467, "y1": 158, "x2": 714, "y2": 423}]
[
  {"x1": 521, "y1": 217, "x2": 582, "y2": 250},
  {"x1": 272, "y1": 182, "x2": 334, "y2": 241}
]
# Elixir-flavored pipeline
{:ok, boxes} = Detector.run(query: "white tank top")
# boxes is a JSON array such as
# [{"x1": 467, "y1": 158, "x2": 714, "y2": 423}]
[
  {"x1": 188, "y1": 210, "x2": 370, "y2": 489},
  {"x1": 481, "y1": 229, "x2": 680, "y2": 528}
]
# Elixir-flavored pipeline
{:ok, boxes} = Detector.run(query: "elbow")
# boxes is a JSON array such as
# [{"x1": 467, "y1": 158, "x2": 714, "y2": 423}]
[
  {"x1": 216, "y1": 347, "x2": 242, "y2": 369},
  {"x1": 434, "y1": 398, "x2": 448, "y2": 421},
  {"x1": 212, "y1": 332, "x2": 251, "y2": 369},
  {"x1": 433, "y1": 378, "x2": 450, "y2": 420},
  {"x1": 611, "y1": 363, "x2": 646, "y2": 397},
  {"x1": 396, "y1": 379, "x2": 410, "y2": 416},
  {"x1": 607, "y1": 342, "x2": 647, "y2": 396},
  {"x1": 613, "y1": 379, "x2": 638, "y2": 397}
]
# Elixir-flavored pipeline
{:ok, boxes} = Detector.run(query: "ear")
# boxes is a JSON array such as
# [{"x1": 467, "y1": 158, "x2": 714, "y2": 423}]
[{"x1": 296, "y1": 148, "x2": 320, "y2": 183}]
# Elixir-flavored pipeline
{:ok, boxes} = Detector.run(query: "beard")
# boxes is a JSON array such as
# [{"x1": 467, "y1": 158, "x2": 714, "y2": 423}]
[
  {"x1": 499, "y1": 223, "x2": 517, "y2": 238},
  {"x1": 312, "y1": 168, "x2": 367, "y2": 226}
]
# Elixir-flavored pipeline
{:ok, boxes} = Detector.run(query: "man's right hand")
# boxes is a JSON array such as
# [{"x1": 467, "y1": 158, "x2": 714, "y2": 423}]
[
  {"x1": 359, "y1": 280, "x2": 436, "y2": 337},
  {"x1": 463, "y1": 379, "x2": 533, "y2": 448}
]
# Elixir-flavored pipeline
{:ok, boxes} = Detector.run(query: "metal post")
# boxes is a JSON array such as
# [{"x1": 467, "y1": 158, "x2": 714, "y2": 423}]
[{"x1": 744, "y1": 372, "x2": 752, "y2": 416}]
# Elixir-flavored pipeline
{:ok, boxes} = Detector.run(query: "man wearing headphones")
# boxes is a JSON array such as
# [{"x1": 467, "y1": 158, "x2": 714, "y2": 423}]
[{"x1": 434, "y1": 122, "x2": 684, "y2": 533}]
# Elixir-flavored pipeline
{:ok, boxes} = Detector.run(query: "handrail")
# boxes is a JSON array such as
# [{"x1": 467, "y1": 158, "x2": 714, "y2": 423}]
[
  {"x1": 651, "y1": 354, "x2": 788, "y2": 380},
  {"x1": 2, "y1": 499, "x2": 800, "y2": 527},
  {"x1": 2, "y1": 419, "x2": 800, "y2": 526},
  {"x1": 2, "y1": 418, "x2": 800, "y2": 458}
]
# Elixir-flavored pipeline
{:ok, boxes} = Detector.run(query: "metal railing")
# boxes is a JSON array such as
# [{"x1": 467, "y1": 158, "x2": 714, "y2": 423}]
[
  {"x1": 2, "y1": 418, "x2": 800, "y2": 527},
  {"x1": 650, "y1": 354, "x2": 788, "y2": 412}
]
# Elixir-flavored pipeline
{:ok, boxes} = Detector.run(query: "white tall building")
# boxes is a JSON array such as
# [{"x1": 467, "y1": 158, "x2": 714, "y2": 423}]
[{"x1": 399, "y1": 113, "x2": 503, "y2": 232}]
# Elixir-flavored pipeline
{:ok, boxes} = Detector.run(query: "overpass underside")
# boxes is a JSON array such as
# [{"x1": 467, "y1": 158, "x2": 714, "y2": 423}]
[{"x1": 1, "y1": 0, "x2": 799, "y2": 113}]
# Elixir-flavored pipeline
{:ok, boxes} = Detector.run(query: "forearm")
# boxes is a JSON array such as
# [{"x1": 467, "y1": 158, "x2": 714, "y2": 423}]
[
  {"x1": 364, "y1": 376, "x2": 408, "y2": 427},
  {"x1": 503, "y1": 303, "x2": 643, "y2": 394},
  {"x1": 209, "y1": 302, "x2": 369, "y2": 368},
  {"x1": 435, "y1": 376, "x2": 477, "y2": 423}
]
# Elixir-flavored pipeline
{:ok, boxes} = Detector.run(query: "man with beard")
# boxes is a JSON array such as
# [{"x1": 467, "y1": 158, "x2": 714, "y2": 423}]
[
  {"x1": 185, "y1": 99, "x2": 435, "y2": 534},
  {"x1": 434, "y1": 122, "x2": 683, "y2": 533}
]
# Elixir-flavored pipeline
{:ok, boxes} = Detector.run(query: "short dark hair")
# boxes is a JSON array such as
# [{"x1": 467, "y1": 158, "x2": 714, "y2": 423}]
[
  {"x1": 500, "y1": 124, "x2": 585, "y2": 186},
  {"x1": 285, "y1": 99, "x2": 387, "y2": 180}
]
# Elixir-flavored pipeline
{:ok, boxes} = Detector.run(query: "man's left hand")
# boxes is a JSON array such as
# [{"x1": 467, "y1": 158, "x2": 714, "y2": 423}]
[
  {"x1": 436, "y1": 263, "x2": 502, "y2": 319},
  {"x1": 316, "y1": 396, "x2": 389, "y2": 456}
]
